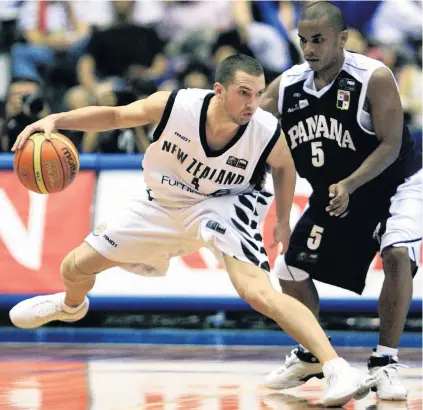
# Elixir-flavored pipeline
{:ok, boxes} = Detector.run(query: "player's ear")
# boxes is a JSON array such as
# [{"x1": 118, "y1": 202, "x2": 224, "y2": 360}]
[
  {"x1": 213, "y1": 82, "x2": 225, "y2": 101},
  {"x1": 339, "y1": 30, "x2": 348, "y2": 48}
]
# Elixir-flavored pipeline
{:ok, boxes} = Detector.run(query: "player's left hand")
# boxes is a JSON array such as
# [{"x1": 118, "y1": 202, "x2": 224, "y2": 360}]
[
  {"x1": 270, "y1": 220, "x2": 291, "y2": 255},
  {"x1": 326, "y1": 181, "x2": 350, "y2": 216}
]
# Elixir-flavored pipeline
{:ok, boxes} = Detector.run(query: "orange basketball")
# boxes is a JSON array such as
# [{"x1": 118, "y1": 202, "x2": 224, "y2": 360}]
[{"x1": 13, "y1": 132, "x2": 80, "y2": 194}]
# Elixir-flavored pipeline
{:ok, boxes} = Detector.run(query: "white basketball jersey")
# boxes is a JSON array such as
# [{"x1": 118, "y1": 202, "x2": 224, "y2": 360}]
[{"x1": 142, "y1": 88, "x2": 280, "y2": 207}]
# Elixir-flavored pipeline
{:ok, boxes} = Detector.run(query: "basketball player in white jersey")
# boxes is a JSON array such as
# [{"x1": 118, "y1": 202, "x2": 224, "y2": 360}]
[
  {"x1": 10, "y1": 54, "x2": 376, "y2": 406},
  {"x1": 260, "y1": 2, "x2": 422, "y2": 401}
]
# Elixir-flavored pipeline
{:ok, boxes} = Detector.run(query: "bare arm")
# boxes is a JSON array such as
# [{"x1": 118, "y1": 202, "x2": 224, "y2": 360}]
[
  {"x1": 342, "y1": 67, "x2": 403, "y2": 194},
  {"x1": 260, "y1": 76, "x2": 282, "y2": 119},
  {"x1": 12, "y1": 91, "x2": 171, "y2": 151},
  {"x1": 267, "y1": 131, "x2": 296, "y2": 223}
]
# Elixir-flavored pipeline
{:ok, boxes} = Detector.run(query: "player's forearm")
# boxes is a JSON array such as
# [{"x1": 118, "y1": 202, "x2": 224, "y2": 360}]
[
  {"x1": 343, "y1": 141, "x2": 400, "y2": 194},
  {"x1": 50, "y1": 107, "x2": 119, "y2": 132},
  {"x1": 272, "y1": 162, "x2": 296, "y2": 223}
]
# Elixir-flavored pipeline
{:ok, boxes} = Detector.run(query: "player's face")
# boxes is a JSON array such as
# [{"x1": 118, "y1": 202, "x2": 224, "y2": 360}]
[
  {"x1": 218, "y1": 71, "x2": 266, "y2": 126},
  {"x1": 298, "y1": 16, "x2": 347, "y2": 72}
]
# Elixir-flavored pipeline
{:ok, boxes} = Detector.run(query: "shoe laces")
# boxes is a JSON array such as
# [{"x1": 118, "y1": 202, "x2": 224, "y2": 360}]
[{"x1": 372, "y1": 364, "x2": 408, "y2": 385}]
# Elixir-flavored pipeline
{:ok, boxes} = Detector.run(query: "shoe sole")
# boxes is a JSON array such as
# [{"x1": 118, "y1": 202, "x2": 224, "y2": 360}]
[
  {"x1": 265, "y1": 373, "x2": 324, "y2": 390},
  {"x1": 323, "y1": 378, "x2": 377, "y2": 407}
]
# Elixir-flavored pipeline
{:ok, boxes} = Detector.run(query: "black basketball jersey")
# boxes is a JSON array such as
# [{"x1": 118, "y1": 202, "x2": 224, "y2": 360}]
[{"x1": 278, "y1": 51, "x2": 421, "y2": 211}]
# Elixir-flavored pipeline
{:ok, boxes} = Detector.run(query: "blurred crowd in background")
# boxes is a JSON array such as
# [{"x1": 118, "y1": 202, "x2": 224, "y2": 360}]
[{"x1": 0, "y1": 0, "x2": 421, "y2": 154}]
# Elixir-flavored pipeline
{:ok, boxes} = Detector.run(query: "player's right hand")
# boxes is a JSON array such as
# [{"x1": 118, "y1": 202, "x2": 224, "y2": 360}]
[
  {"x1": 326, "y1": 181, "x2": 350, "y2": 216},
  {"x1": 11, "y1": 116, "x2": 57, "y2": 152}
]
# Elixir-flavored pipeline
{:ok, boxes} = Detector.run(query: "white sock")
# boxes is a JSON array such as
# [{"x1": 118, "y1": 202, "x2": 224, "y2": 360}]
[
  {"x1": 374, "y1": 345, "x2": 398, "y2": 358},
  {"x1": 62, "y1": 300, "x2": 85, "y2": 313}
]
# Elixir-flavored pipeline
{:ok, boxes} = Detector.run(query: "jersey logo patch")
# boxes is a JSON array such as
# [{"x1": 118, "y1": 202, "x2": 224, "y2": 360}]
[
  {"x1": 338, "y1": 78, "x2": 356, "y2": 91},
  {"x1": 226, "y1": 156, "x2": 248, "y2": 170},
  {"x1": 337, "y1": 90, "x2": 350, "y2": 110},
  {"x1": 206, "y1": 220, "x2": 226, "y2": 234}
]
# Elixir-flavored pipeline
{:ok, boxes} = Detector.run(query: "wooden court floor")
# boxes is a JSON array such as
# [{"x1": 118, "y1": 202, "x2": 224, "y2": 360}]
[{"x1": 0, "y1": 345, "x2": 421, "y2": 410}]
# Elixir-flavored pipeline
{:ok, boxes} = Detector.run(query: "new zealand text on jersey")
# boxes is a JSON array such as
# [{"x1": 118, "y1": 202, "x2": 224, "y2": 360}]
[
  {"x1": 162, "y1": 140, "x2": 245, "y2": 185},
  {"x1": 288, "y1": 115, "x2": 356, "y2": 151}
]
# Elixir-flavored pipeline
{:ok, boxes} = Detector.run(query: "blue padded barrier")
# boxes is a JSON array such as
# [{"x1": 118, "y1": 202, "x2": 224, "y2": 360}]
[
  {"x1": 0, "y1": 153, "x2": 144, "y2": 170},
  {"x1": 0, "y1": 295, "x2": 421, "y2": 313},
  {"x1": 0, "y1": 328, "x2": 420, "y2": 347}
]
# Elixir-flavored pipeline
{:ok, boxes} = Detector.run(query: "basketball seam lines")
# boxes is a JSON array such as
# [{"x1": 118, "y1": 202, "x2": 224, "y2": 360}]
[
  {"x1": 39, "y1": 139, "x2": 50, "y2": 194},
  {"x1": 50, "y1": 140, "x2": 66, "y2": 191},
  {"x1": 15, "y1": 148, "x2": 25, "y2": 188}
]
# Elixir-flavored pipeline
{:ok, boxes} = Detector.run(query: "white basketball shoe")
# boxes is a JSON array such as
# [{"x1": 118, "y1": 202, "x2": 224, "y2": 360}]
[
  {"x1": 322, "y1": 358, "x2": 377, "y2": 407},
  {"x1": 368, "y1": 354, "x2": 408, "y2": 400},
  {"x1": 9, "y1": 292, "x2": 89, "y2": 329},
  {"x1": 264, "y1": 345, "x2": 324, "y2": 389}
]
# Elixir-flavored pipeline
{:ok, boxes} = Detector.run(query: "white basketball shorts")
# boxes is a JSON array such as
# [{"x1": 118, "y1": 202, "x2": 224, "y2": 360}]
[
  {"x1": 375, "y1": 169, "x2": 422, "y2": 262},
  {"x1": 85, "y1": 189, "x2": 272, "y2": 277}
]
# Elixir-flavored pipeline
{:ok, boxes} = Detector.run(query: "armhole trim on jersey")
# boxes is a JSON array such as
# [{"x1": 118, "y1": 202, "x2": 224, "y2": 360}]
[
  {"x1": 277, "y1": 80, "x2": 285, "y2": 115},
  {"x1": 152, "y1": 90, "x2": 179, "y2": 142},
  {"x1": 357, "y1": 79, "x2": 376, "y2": 136},
  {"x1": 356, "y1": 66, "x2": 394, "y2": 136},
  {"x1": 250, "y1": 124, "x2": 281, "y2": 184}
]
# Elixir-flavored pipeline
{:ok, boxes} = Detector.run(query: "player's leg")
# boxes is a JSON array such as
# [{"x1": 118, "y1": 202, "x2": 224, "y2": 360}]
[
  {"x1": 223, "y1": 254, "x2": 376, "y2": 406},
  {"x1": 275, "y1": 255, "x2": 320, "y2": 318},
  {"x1": 369, "y1": 169, "x2": 422, "y2": 400},
  {"x1": 9, "y1": 241, "x2": 120, "y2": 329},
  {"x1": 224, "y1": 254, "x2": 333, "y2": 361},
  {"x1": 61, "y1": 242, "x2": 118, "y2": 307},
  {"x1": 10, "y1": 190, "x2": 177, "y2": 329},
  {"x1": 266, "y1": 208, "x2": 377, "y2": 390}
]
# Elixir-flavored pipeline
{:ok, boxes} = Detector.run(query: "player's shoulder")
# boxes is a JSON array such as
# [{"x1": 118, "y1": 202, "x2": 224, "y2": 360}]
[
  {"x1": 175, "y1": 88, "x2": 212, "y2": 103},
  {"x1": 343, "y1": 50, "x2": 387, "y2": 79},
  {"x1": 280, "y1": 61, "x2": 312, "y2": 88},
  {"x1": 251, "y1": 107, "x2": 279, "y2": 134}
]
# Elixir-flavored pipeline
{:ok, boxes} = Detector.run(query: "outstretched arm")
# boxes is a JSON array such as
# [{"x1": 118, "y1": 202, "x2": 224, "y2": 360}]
[{"x1": 12, "y1": 91, "x2": 171, "y2": 151}]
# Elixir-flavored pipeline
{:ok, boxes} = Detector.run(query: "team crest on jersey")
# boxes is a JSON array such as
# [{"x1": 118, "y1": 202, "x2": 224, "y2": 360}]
[
  {"x1": 226, "y1": 156, "x2": 248, "y2": 170},
  {"x1": 337, "y1": 90, "x2": 350, "y2": 110}
]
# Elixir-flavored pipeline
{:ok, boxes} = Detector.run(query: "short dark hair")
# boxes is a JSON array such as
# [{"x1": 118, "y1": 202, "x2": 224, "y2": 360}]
[
  {"x1": 300, "y1": 1, "x2": 347, "y2": 33},
  {"x1": 215, "y1": 54, "x2": 263, "y2": 87}
]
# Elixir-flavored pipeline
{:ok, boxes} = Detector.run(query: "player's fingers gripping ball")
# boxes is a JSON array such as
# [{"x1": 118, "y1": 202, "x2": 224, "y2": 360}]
[{"x1": 13, "y1": 132, "x2": 80, "y2": 194}]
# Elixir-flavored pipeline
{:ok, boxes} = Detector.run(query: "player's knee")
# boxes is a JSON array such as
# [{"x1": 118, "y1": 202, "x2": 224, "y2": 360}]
[
  {"x1": 382, "y1": 246, "x2": 410, "y2": 278},
  {"x1": 274, "y1": 255, "x2": 310, "y2": 281},
  {"x1": 240, "y1": 287, "x2": 277, "y2": 317},
  {"x1": 60, "y1": 249, "x2": 96, "y2": 288}
]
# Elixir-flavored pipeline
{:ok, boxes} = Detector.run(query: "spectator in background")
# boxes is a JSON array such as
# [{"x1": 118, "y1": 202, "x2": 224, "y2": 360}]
[
  {"x1": 176, "y1": 61, "x2": 212, "y2": 90},
  {"x1": 397, "y1": 42, "x2": 422, "y2": 134},
  {"x1": 65, "y1": 0, "x2": 168, "y2": 111},
  {"x1": 3, "y1": 0, "x2": 91, "y2": 151}
]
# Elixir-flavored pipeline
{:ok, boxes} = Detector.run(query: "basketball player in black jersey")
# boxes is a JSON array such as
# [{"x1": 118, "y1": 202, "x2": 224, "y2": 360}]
[{"x1": 261, "y1": 1, "x2": 422, "y2": 400}]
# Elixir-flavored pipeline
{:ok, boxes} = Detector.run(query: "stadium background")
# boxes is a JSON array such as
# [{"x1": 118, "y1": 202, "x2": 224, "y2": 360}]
[{"x1": 0, "y1": 1, "x2": 421, "y2": 347}]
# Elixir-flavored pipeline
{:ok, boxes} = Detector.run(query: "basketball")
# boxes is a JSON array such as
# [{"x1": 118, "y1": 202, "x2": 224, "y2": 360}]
[{"x1": 13, "y1": 132, "x2": 80, "y2": 194}]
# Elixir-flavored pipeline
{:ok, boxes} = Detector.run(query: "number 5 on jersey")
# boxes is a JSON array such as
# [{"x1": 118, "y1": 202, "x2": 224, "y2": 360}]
[
  {"x1": 307, "y1": 225, "x2": 324, "y2": 250},
  {"x1": 311, "y1": 141, "x2": 324, "y2": 167}
]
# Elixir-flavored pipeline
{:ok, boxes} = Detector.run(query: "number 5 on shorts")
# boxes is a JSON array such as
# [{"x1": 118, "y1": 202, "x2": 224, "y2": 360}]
[{"x1": 307, "y1": 225, "x2": 324, "y2": 250}]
